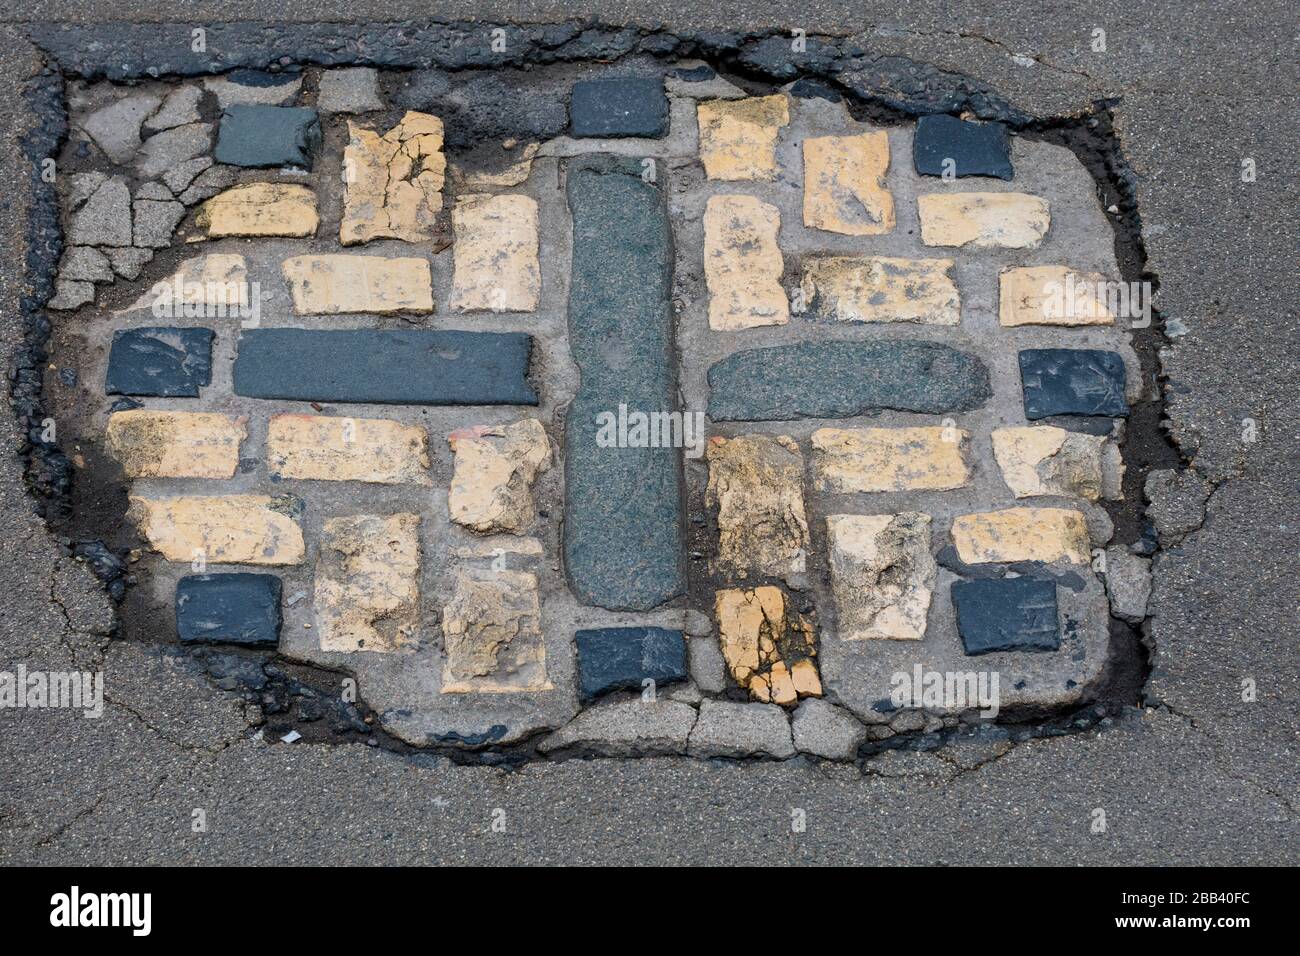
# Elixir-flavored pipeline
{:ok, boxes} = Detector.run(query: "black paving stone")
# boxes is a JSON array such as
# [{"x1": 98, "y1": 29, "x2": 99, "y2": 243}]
[
  {"x1": 707, "y1": 341, "x2": 991, "y2": 421},
  {"x1": 564, "y1": 154, "x2": 685, "y2": 611},
  {"x1": 214, "y1": 104, "x2": 321, "y2": 169},
  {"x1": 176, "y1": 573, "x2": 282, "y2": 647},
  {"x1": 233, "y1": 328, "x2": 537, "y2": 405},
  {"x1": 951, "y1": 578, "x2": 1061, "y2": 655},
  {"x1": 1019, "y1": 348, "x2": 1129, "y2": 419},
  {"x1": 105, "y1": 326, "x2": 214, "y2": 397},
  {"x1": 569, "y1": 77, "x2": 668, "y2": 138},
  {"x1": 574, "y1": 627, "x2": 687, "y2": 701},
  {"x1": 913, "y1": 114, "x2": 1013, "y2": 180}
]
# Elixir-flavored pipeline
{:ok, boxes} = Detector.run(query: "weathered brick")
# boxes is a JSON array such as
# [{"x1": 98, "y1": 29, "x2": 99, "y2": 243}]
[
  {"x1": 105, "y1": 326, "x2": 213, "y2": 397},
  {"x1": 826, "y1": 513, "x2": 936, "y2": 641},
  {"x1": 574, "y1": 627, "x2": 687, "y2": 701},
  {"x1": 176, "y1": 573, "x2": 281, "y2": 647},
  {"x1": 441, "y1": 568, "x2": 549, "y2": 692},
  {"x1": 124, "y1": 253, "x2": 248, "y2": 315},
  {"x1": 918, "y1": 192, "x2": 1049, "y2": 249},
  {"x1": 913, "y1": 115, "x2": 1013, "y2": 180},
  {"x1": 696, "y1": 94, "x2": 789, "y2": 181},
  {"x1": 999, "y1": 266, "x2": 1115, "y2": 326},
  {"x1": 106, "y1": 409, "x2": 245, "y2": 479},
  {"x1": 812, "y1": 426, "x2": 969, "y2": 492},
  {"x1": 281, "y1": 254, "x2": 433, "y2": 314},
  {"x1": 797, "y1": 256, "x2": 959, "y2": 325},
  {"x1": 950, "y1": 507, "x2": 1091, "y2": 565},
  {"x1": 714, "y1": 586, "x2": 820, "y2": 706},
  {"x1": 196, "y1": 183, "x2": 319, "y2": 238},
  {"x1": 706, "y1": 434, "x2": 809, "y2": 581},
  {"x1": 703, "y1": 194, "x2": 787, "y2": 330},
  {"x1": 340, "y1": 111, "x2": 445, "y2": 245},
  {"x1": 267, "y1": 414, "x2": 431, "y2": 485},
  {"x1": 447, "y1": 419, "x2": 551, "y2": 533},
  {"x1": 803, "y1": 131, "x2": 895, "y2": 235},
  {"x1": 1019, "y1": 348, "x2": 1129, "y2": 419},
  {"x1": 316, "y1": 514, "x2": 421, "y2": 653},
  {"x1": 951, "y1": 578, "x2": 1060, "y2": 654},
  {"x1": 570, "y1": 77, "x2": 668, "y2": 138},
  {"x1": 991, "y1": 425, "x2": 1122, "y2": 500},
  {"x1": 449, "y1": 194, "x2": 541, "y2": 313},
  {"x1": 128, "y1": 495, "x2": 305, "y2": 565},
  {"x1": 317, "y1": 67, "x2": 383, "y2": 114}
]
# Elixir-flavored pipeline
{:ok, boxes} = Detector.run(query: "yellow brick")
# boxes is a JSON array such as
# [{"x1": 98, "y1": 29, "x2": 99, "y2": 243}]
[
  {"x1": 267, "y1": 414, "x2": 431, "y2": 485},
  {"x1": 918, "y1": 192, "x2": 1050, "y2": 249},
  {"x1": 316, "y1": 514, "x2": 421, "y2": 652},
  {"x1": 340, "y1": 111, "x2": 445, "y2": 245},
  {"x1": 803, "y1": 131, "x2": 895, "y2": 235},
  {"x1": 697, "y1": 95, "x2": 789, "y2": 181},
  {"x1": 128, "y1": 495, "x2": 304, "y2": 565},
  {"x1": 196, "y1": 183, "x2": 318, "y2": 238},
  {"x1": 281, "y1": 254, "x2": 433, "y2": 314},
  {"x1": 106, "y1": 410, "x2": 245, "y2": 479},
  {"x1": 798, "y1": 256, "x2": 958, "y2": 325},
  {"x1": 703, "y1": 195, "x2": 788, "y2": 330},
  {"x1": 449, "y1": 194, "x2": 541, "y2": 313},
  {"x1": 812, "y1": 426, "x2": 969, "y2": 492},
  {"x1": 950, "y1": 507, "x2": 1090, "y2": 564},
  {"x1": 999, "y1": 265, "x2": 1115, "y2": 326}
]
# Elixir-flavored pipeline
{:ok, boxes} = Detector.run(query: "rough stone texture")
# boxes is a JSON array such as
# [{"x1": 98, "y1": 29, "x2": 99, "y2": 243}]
[
  {"x1": 136, "y1": 122, "x2": 212, "y2": 179},
  {"x1": 951, "y1": 507, "x2": 1091, "y2": 565},
  {"x1": 104, "y1": 326, "x2": 214, "y2": 397},
  {"x1": 340, "y1": 111, "x2": 445, "y2": 245},
  {"x1": 80, "y1": 92, "x2": 160, "y2": 163},
  {"x1": 449, "y1": 194, "x2": 540, "y2": 313},
  {"x1": 281, "y1": 254, "x2": 433, "y2": 314},
  {"x1": 447, "y1": 419, "x2": 550, "y2": 534},
  {"x1": 215, "y1": 105, "x2": 321, "y2": 169},
  {"x1": 105, "y1": 247, "x2": 155, "y2": 280},
  {"x1": 175, "y1": 573, "x2": 281, "y2": 647},
  {"x1": 179, "y1": 165, "x2": 238, "y2": 206},
  {"x1": 1019, "y1": 349, "x2": 1129, "y2": 419},
  {"x1": 144, "y1": 86, "x2": 201, "y2": 133},
  {"x1": 233, "y1": 329, "x2": 537, "y2": 405},
  {"x1": 105, "y1": 409, "x2": 245, "y2": 479},
  {"x1": 266, "y1": 414, "x2": 431, "y2": 485},
  {"x1": 999, "y1": 266, "x2": 1114, "y2": 326},
  {"x1": 918, "y1": 192, "x2": 1050, "y2": 249},
  {"x1": 539, "y1": 700, "x2": 697, "y2": 756},
  {"x1": 68, "y1": 175, "x2": 131, "y2": 246},
  {"x1": 913, "y1": 114, "x2": 1013, "y2": 180},
  {"x1": 707, "y1": 341, "x2": 991, "y2": 421},
  {"x1": 991, "y1": 426, "x2": 1122, "y2": 501},
  {"x1": 791, "y1": 699, "x2": 866, "y2": 760},
  {"x1": 1103, "y1": 548, "x2": 1153, "y2": 623},
  {"x1": 441, "y1": 569, "x2": 548, "y2": 692},
  {"x1": 826, "y1": 513, "x2": 936, "y2": 641},
  {"x1": 706, "y1": 434, "x2": 809, "y2": 581},
  {"x1": 1143, "y1": 469, "x2": 1210, "y2": 546},
  {"x1": 58, "y1": 246, "x2": 113, "y2": 283},
  {"x1": 128, "y1": 495, "x2": 305, "y2": 565},
  {"x1": 563, "y1": 155, "x2": 683, "y2": 611},
  {"x1": 703, "y1": 194, "x2": 787, "y2": 330},
  {"x1": 450, "y1": 142, "x2": 538, "y2": 190},
  {"x1": 196, "y1": 183, "x2": 319, "y2": 238},
  {"x1": 317, "y1": 67, "x2": 383, "y2": 113},
  {"x1": 122, "y1": 253, "x2": 247, "y2": 314},
  {"x1": 48, "y1": 279, "x2": 93, "y2": 311},
  {"x1": 797, "y1": 255, "x2": 958, "y2": 325},
  {"x1": 687, "y1": 700, "x2": 795, "y2": 758},
  {"x1": 951, "y1": 578, "x2": 1061, "y2": 655},
  {"x1": 812, "y1": 426, "x2": 969, "y2": 493},
  {"x1": 714, "y1": 586, "x2": 820, "y2": 705},
  {"x1": 696, "y1": 94, "x2": 789, "y2": 181},
  {"x1": 131, "y1": 196, "x2": 185, "y2": 248},
  {"x1": 204, "y1": 70, "x2": 301, "y2": 108},
  {"x1": 570, "y1": 76, "x2": 667, "y2": 138},
  {"x1": 315, "y1": 513, "x2": 420, "y2": 653},
  {"x1": 803, "y1": 130, "x2": 895, "y2": 235},
  {"x1": 574, "y1": 627, "x2": 687, "y2": 702}
]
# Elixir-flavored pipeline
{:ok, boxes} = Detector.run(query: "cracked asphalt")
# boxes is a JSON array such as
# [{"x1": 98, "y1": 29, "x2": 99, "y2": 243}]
[{"x1": 1, "y1": 2, "x2": 1296, "y2": 865}]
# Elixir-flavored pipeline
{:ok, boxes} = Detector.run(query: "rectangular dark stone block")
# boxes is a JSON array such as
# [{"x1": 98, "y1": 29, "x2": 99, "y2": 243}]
[
  {"x1": 570, "y1": 77, "x2": 668, "y2": 138},
  {"x1": 913, "y1": 114, "x2": 1013, "y2": 180},
  {"x1": 177, "y1": 573, "x2": 282, "y2": 647},
  {"x1": 575, "y1": 627, "x2": 687, "y2": 701},
  {"x1": 105, "y1": 326, "x2": 214, "y2": 397},
  {"x1": 952, "y1": 578, "x2": 1060, "y2": 655},
  {"x1": 1019, "y1": 348, "x2": 1129, "y2": 419},
  {"x1": 233, "y1": 328, "x2": 537, "y2": 405},
  {"x1": 707, "y1": 340, "x2": 991, "y2": 422},
  {"x1": 563, "y1": 155, "x2": 685, "y2": 611},
  {"x1": 215, "y1": 104, "x2": 321, "y2": 169}
]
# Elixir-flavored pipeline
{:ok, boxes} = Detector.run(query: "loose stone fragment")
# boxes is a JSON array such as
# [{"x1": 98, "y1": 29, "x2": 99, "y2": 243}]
[
  {"x1": 132, "y1": 197, "x2": 186, "y2": 248},
  {"x1": 449, "y1": 194, "x2": 541, "y2": 313},
  {"x1": 570, "y1": 76, "x2": 668, "y2": 138},
  {"x1": 951, "y1": 578, "x2": 1060, "y2": 654},
  {"x1": 449, "y1": 142, "x2": 539, "y2": 189},
  {"x1": 999, "y1": 266, "x2": 1115, "y2": 326},
  {"x1": 204, "y1": 71, "x2": 302, "y2": 108},
  {"x1": 176, "y1": 573, "x2": 281, "y2": 647},
  {"x1": 1103, "y1": 547, "x2": 1152, "y2": 623},
  {"x1": 81, "y1": 93, "x2": 161, "y2": 163},
  {"x1": 267, "y1": 414, "x2": 431, "y2": 485},
  {"x1": 128, "y1": 495, "x2": 305, "y2": 565},
  {"x1": 913, "y1": 114, "x2": 1013, "y2": 180},
  {"x1": 1019, "y1": 348, "x2": 1129, "y2": 419},
  {"x1": 441, "y1": 569, "x2": 549, "y2": 692},
  {"x1": 106, "y1": 410, "x2": 245, "y2": 479},
  {"x1": 791, "y1": 698, "x2": 866, "y2": 760},
  {"x1": 950, "y1": 507, "x2": 1091, "y2": 565},
  {"x1": 827, "y1": 513, "x2": 936, "y2": 641},
  {"x1": 340, "y1": 111, "x2": 446, "y2": 245},
  {"x1": 707, "y1": 340, "x2": 991, "y2": 422},
  {"x1": 918, "y1": 192, "x2": 1050, "y2": 248},
  {"x1": 803, "y1": 130, "x2": 895, "y2": 235},
  {"x1": 58, "y1": 246, "x2": 114, "y2": 284},
  {"x1": 145, "y1": 86, "x2": 202, "y2": 133},
  {"x1": 196, "y1": 183, "x2": 319, "y2": 238},
  {"x1": 136, "y1": 123, "x2": 213, "y2": 179},
  {"x1": 696, "y1": 94, "x2": 789, "y2": 180},
  {"x1": 68, "y1": 176, "x2": 132, "y2": 247},
  {"x1": 48, "y1": 281, "x2": 94, "y2": 311},
  {"x1": 105, "y1": 247, "x2": 155, "y2": 280},
  {"x1": 538, "y1": 700, "x2": 697, "y2": 756},
  {"x1": 666, "y1": 62, "x2": 746, "y2": 99},
  {"x1": 281, "y1": 254, "x2": 433, "y2": 314},
  {"x1": 703, "y1": 195, "x2": 788, "y2": 330},
  {"x1": 317, "y1": 67, "x2": 383, "y2": 113},
  {"x1": 812, "y1": 426, "x2": 970, "y2": 493},
  {"x1": 122, "y1": 253, "x2": 248, "y2": 315},
  {"x1": 215, "y1": 105, "x2": 321, "y2": 169},
  {"x1": 315, "y1": 514, "x2": 421, "y2": 653},
  {"x1": 105, "y1": 326, "x2": 214, "y2": 397},
  {"x1": 447, "y1": 419, "x2": 551, "y2": 533},
  {"x1": 714, "y1": 586, "x2": 819, "y2": 706},
  {"x1": 797, "y1": 255, "x2": 959, "y2": 325},
  {"x1": 991, "y1": 425, "x2": 1122, "y2": 500},
  {"x1": 233, "y1": 329, "x2": 537, "y2": 405},
  {"x1": 687, "y1": 699, "x2": 795, "y2": 758},
  {"x1": 574, "y1": 627, "x2": 687, "y2": 701},
  {"x1": 706, "y1": 434, "x2": 809, "y2": 580},
  {"x1": 179, "y1": 165, "x2": 238, "y2": 206}
]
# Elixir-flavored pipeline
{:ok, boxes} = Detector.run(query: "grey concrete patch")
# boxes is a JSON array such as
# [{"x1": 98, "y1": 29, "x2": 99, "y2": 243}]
[{"x1": 688, "y1": 699, "x2": 795, "y2": 758}]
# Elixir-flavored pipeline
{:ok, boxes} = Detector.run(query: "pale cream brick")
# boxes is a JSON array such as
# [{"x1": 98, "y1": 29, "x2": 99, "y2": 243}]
[
  {"x1": 447, "y1": 420, "x2": 551, "y2": 534},
  {"x1": 196, "y1": 183, "x2": 318, "y2": 238},
  {"x1": 991, "y1": 426, "x2": 1123, "y2": 501},
  {"x1": 128, "y1": 495, "x2": 304, "y2": 565},
  {"x1": 826, "y1": 513, "x2": 936, "y2": 641},
  {"x1": 340, "y1": 111, "x2": 445, "y2": 245},
  {"x1": 797, "y1": 256, "x2": 958, "y2": 325},
  {"x1": 811, "y1": 426, "x2": 970, "y2": 492},
  {"x1": 106, "y1": 410, "x2": 245, "y2": 479},
  {"x1": 999, "y1": 265, "x2": 1116, "y2": 326},
  {"x1": 696, "y1": 94, "x2": 789, "y2": 181},
  {"x1": 267, "y1": 414, "x2": 431, "y2": 485},
  {"x1": 281, "y1": 254, "x2": 433, "y2": 314},
  {"x1": 703, "y1": 195, "x2": 788, "y2": 330},
  {"x1": 714, "y1": 585, "x2": 820, "y2": 706},
  {"x1": 918, "y1": 192, "x2": 1050, "y2": 249},
  {"x1": 950, "y1": 507, "x2": 1090, "y2": 564},
  {"x1": 122, "y1": 254, "x2": 248, "y2": 315},
  {"x1": 316, "y1": 514, "x2": 421, "y2": 652},
  {"x1": 441, "y1": 568, "x2": 549, "y2": 692},
  {"x1": 803, "y1": 131, "x2": 895, "y2": 235},
  {"x1": 706, "y1": 434, "x2": 809, "y2": 580},
  {"x1": 448, "y1": 194, "x2": 541, "y2": 313}
]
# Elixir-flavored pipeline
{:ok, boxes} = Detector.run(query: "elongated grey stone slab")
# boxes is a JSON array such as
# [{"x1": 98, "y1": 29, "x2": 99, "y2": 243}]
[
  {"x1": 707, "y1": 341, "x2": 992, "y2": 422},
  {"x1": 233, "y1": 329, "x2": 537, "y2": 405},
  {"x1": 563, "y1": 155, "x2": 685, "y2": 611}
]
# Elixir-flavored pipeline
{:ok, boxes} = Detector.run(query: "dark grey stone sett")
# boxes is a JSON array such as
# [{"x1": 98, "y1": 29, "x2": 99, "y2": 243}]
[
  {"x1": 1019, "y1": 348, "x2": 1129, "y2": 419},
  {"x1": 105, "y1": 326, "x2": 213, "y2": 397},
  {"x1": 177, "y1": 573, "x2": 282, "y2": 647},
  {"x1": 951, "y1": 578, "x2": 1061, "y2": 655},
  {"x1": 570, "y1": 77, "x2": 668, "y2": 138},
  {"x1": 913, "y1": 114, "x2": 1013, "y2": 179},
  {"x1": 707, "y1": 341, "x2": 991, "y2": 421},
  {"x1": 233, "y1": 329, "x2": 537, "y2": 405},
  {"x1": 215, "y1": 104, "x2": 321, "y2": 169},
  {"x1": 575, "y1": 627, "x2": 687, "y2": 701}
]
